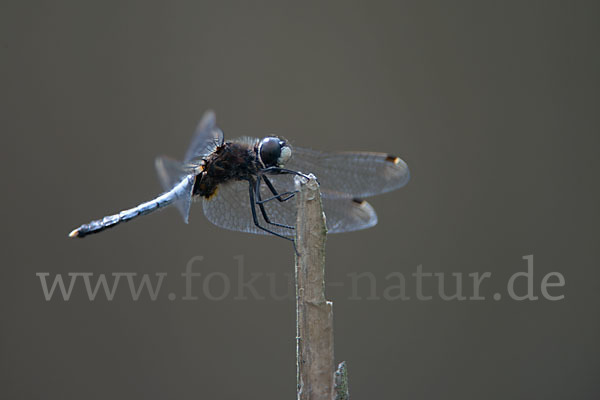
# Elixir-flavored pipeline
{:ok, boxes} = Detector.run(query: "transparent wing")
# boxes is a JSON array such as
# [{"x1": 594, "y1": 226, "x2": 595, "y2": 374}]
[
  {"x1": 201, "y1": 179, "x2": 377, "y2": 236},
  {"x1": 155, "y1": 156, "x2": 195, "y2": 223},
  {"x1": 323, "y1": 197, "x2": 377, "y2": 233},
  {"x1": 183, "y1": 110, "x2": 225, "y2": 163},
  {"x1": 284, "y1": 146, "x2": 410, "y2": 199}
]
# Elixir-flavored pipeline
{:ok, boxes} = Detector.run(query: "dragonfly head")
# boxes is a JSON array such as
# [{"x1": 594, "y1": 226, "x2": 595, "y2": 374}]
[{"x1": 258, "y1": 136, "x2": 291, "y2": 168}]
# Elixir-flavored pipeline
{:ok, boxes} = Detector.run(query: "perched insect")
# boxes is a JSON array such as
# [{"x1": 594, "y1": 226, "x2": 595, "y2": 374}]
[{"x1": 69, "y1": 111, "x2": 409, "y2": 240}]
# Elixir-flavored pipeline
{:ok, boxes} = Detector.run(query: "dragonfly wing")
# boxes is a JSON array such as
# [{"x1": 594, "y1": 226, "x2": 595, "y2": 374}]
[
  {"x1": 202, "y1": 180, "x2": 297, "y2": 236},
  {"x1": 183, "y1": 110, "x2": 225, "y2": 163},
  {"x1": 202, "y1": 178, "x2": 378, "y2": 235},
  {"x1": 155, "y1": 156, "x2": 194, "y2": 223},
  {"x1": 264, "y1": 173, "x2": 379, "y2": 233},
  {"x1": 284, "y1": 146, "x2": 410, "y2": 199},
  {"x1": 322, "y1": 197, "x2": 377, "y2": 233}
]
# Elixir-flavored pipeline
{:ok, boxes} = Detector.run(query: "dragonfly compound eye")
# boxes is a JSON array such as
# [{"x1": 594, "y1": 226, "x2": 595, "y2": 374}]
[{"x1": 259, "y1": 136, "x2": 283, "y2": 167}]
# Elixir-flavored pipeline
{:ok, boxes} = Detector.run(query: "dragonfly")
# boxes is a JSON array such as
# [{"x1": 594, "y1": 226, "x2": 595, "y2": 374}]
[{"x1": 68, "y1": 111, "x2": 410, "y2": 241}]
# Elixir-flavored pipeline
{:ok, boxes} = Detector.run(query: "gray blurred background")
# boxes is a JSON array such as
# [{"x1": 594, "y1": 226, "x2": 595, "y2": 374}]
[{"x1": 2, "y1": 1, "x2": 599, "y2": 399}]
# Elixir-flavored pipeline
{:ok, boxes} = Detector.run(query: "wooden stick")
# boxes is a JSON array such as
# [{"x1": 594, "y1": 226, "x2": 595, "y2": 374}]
[
  {"x1": 295, "y1": 174, "x2": 335, "y2": 400},
  {"x1": 334, "y1": 361, "x2": 349, "y2": 400}
]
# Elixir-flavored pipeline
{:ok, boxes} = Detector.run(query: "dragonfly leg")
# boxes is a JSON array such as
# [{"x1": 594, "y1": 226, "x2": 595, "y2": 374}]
[
  {"x1": 260, "y1": 166, "x2": 312, "y2": 180},
  {"x1": 256, "y1": 175, "x2": 297, "y2": 204},
  {"x1": 254, "y1": 177, "x2": 295, "y2": 230},
  {"x1": 248, "y1": 180, "x2": 293, "y2": 241}
]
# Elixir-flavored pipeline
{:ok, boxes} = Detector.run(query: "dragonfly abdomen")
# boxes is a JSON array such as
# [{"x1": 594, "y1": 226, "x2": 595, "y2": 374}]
[{"x1": 69, "y1": 176, "x2": 194, "y2": 238}]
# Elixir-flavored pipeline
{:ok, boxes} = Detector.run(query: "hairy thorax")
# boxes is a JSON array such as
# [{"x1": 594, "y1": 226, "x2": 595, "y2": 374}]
[{"x1": 193, "y1": 141, "x2": 260, "y2": 199}]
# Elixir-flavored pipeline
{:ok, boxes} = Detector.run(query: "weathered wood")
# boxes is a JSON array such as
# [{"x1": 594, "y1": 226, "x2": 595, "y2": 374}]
[
  {"x1": 334, "y1": 361, "x2": 349, "y2": 400},
  {"x1": 295, "y1": 174, "x2": 335, "y2": 400}
]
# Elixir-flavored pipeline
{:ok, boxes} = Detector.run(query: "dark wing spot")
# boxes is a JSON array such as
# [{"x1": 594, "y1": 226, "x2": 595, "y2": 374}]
[{"x1": 385, "y1": 155, "x2": 400, "y2": 164}]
